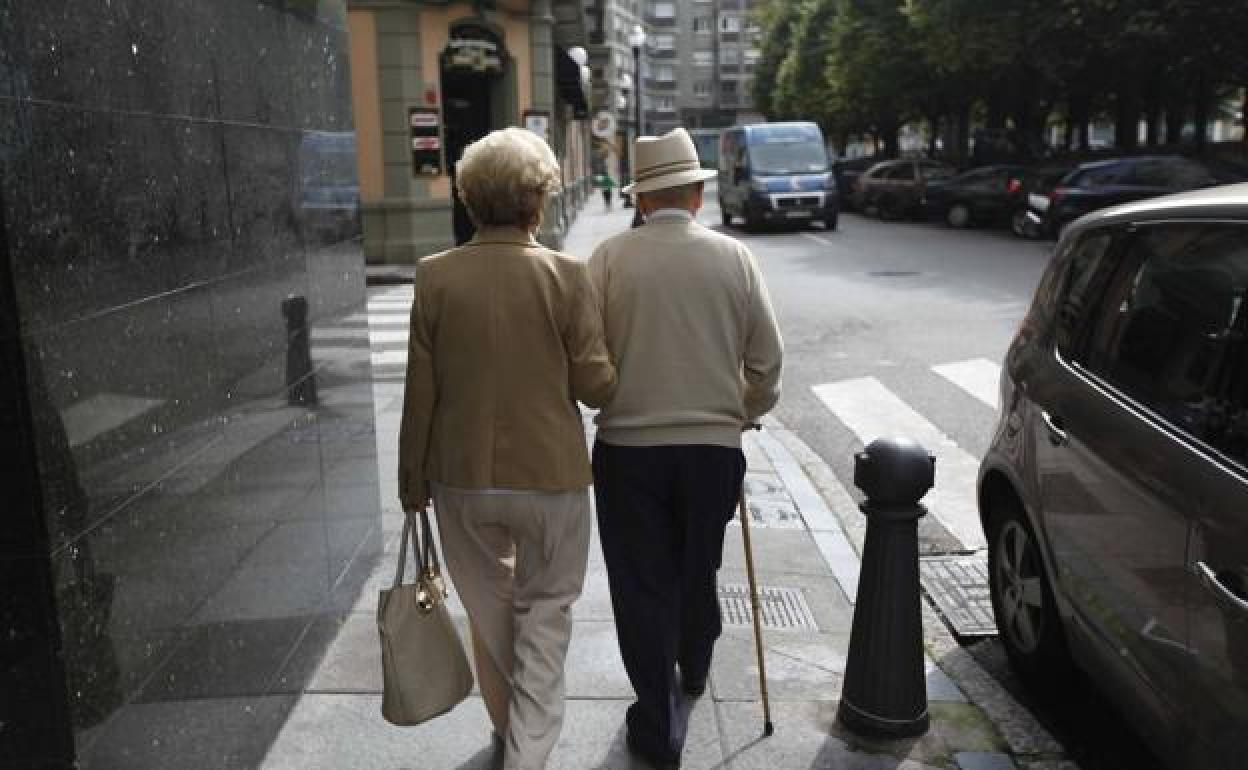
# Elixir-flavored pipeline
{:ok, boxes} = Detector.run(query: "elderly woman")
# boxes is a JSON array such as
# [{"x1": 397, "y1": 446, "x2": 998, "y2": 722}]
[{"x1": 398, "y1": 127, "x2": 616, "y2": 769}]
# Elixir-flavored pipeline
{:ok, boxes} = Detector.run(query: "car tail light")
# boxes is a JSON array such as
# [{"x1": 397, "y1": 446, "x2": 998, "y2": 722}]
[
  {"x1": 1007, "y1": 178, "x2": 1022, "y2": 195},
  {"x1": 1049, "y1": 186, "x2": 1072, "y2": 206}
]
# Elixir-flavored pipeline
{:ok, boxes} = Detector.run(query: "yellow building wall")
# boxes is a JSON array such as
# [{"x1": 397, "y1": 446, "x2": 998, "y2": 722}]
[{"x1": 348, "y1": 10, "x2": 383, "y2": 204}]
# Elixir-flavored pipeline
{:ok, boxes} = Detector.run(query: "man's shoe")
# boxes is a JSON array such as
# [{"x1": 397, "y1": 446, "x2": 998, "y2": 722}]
[
  {"x1": 626, "y1": 731, "x2": 681, "y2": 770},
  {"x1": 681, "y1": 678, "x2": 706, "y2": 698}
]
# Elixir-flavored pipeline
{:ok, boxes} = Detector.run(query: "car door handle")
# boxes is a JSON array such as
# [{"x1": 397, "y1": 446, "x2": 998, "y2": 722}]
[
  {"x1": 1040, "y1": 410, "x2": 1068, "y2": 446},
  {"x1": 1196, "y1": 561, "x2": 1248, "y2": 615}
]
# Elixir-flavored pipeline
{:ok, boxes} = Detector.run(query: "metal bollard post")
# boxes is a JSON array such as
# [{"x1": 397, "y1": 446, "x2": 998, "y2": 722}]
[
  {"x1": 836, "y1": 437, "x2": 935, "y2": 738},
  {"x1": 281, "y1": 294, "x2": 317, "y2": 406}
]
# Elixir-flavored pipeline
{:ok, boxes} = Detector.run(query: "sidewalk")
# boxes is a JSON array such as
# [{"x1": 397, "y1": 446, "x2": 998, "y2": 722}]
[{"x1": 261, "y1": 203, "x2": 1076, "y2": 770}]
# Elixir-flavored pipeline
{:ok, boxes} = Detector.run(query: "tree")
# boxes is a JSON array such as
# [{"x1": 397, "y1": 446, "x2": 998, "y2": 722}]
[{"x1": 752, "y1": 0, "x2": 803, "y2": 120}]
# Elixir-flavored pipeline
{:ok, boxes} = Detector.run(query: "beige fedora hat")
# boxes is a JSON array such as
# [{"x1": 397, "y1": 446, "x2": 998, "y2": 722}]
[{"x1": 622, "y1": 127, "x2": 718, "y2": 195}]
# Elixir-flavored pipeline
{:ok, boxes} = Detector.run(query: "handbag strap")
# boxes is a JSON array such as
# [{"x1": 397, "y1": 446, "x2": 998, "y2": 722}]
[{"x1": 392, "y1": 506, "x2": 442, "y2": 588}]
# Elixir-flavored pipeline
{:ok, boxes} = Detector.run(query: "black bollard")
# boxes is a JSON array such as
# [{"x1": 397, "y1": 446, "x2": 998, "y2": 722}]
[
  {"x1": 837, "y1": 437, "x2": 935, "y2": 739},
  {"x1": 282, "y1": 294, "x2": 317, "y2": 406}
]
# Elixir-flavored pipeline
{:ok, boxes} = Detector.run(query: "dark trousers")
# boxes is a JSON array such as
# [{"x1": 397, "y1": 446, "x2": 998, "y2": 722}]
[{"x1": 592, "y1": 441, "x2": 746, "y2": 760}]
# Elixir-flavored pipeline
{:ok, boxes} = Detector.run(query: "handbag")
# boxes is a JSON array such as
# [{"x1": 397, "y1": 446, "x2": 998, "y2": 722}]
[{"x1": 378, "y1": 506, "x2": 474, "y2": 725}]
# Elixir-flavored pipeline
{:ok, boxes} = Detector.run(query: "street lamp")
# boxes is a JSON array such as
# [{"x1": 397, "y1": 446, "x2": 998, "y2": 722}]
[
  {"x1": 626, "y1": 25, "x2": 645, "y2": 213},
  {"x1": 629, "y1": 24, "x2": 646, "y2": 139},
  {"x1": 619, "y1": 71, "x2": 634, "y2": 207}
]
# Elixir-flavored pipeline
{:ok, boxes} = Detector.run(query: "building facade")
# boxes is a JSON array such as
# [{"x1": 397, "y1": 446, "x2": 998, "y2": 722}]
[
  {"x1": 2, "y1": 2, "x2": 382, "y2": 767},
  {"x1": 664, "y1": 0, "x2": 764, "y2": 135},
  {"x1": 347, "y1": 0, "x2": 594, "y2": 264}
]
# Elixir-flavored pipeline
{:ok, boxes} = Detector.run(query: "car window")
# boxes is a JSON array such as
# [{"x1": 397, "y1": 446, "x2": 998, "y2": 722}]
[
  {"x1": 1055, "y1": 230, "x2": 1117, "y2": 356},
  {"x1": 1080, "y1": 224, "x2": 1248, "y2": 444},
  {"x1": 882, "y1": 164, "x2": 914, "y2": 181},
  {"x1": 1121, "y1": 160, "x2": 1175, "y2": 187},
  {"x1": 1165, "y1": 159, "x2": 1218, "y2": 189},
  {"x1": 1078, "y1": 164, "x2": 1126, "y2": 187},
  {"x1": 923, "y1": 165, "x2": 955, "y2": 181}
]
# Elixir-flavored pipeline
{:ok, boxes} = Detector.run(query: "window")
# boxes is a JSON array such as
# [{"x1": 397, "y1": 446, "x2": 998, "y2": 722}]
[
  {"x1": 1078, "y1": 225, "x2": 1248, "y2": 448},
  {"x1": 720, "y1": 80, "x2": 738, "y2": 96},
  {"x1": 1055, "y1": 230, "x2": 1116, "y2": 355},
  {"x1": 882, "y1": 163, "x2": 915, "y2": 181},
  {"x1": 720, "y1": 13, "x2": 741, "y2": 33},
  {"x1": 653, "y1": 34, "x2": 674, "y2": 50},
  {"x1": 655, "y1": 95, "x2": 675, "y2": 112},
  {"x1": 693, "y1": 80, "x2": 713, "y2": 96},
  {"x1": 719, "y1": 47, "x2": 740, "y2": 65},
  {"x1": 657, "y1": 65, "x2": 674, "y2": 82},
  {"x1": 652, "y1": 2, "x2": 675, "y2": 18},
  {"x1": 693, "y1": 51, "x2": 713, "y2": 67},
  {"x1": 693, "y1": 16, "x2": 711, "y2": 34}
]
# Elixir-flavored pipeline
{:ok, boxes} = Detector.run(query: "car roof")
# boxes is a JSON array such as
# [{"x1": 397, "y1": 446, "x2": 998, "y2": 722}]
[
  {"x1": 1066, "y1": 182, "x2": 1248, "y2": 235},
  {"x1": 1075, "y1": 154, "x2": 1190, "y2": 171}
]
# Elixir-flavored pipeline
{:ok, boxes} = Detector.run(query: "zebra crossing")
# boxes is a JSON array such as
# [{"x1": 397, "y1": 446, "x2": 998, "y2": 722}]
[
  {"x1": 357, "y1": 281, "x2": 1002, "y2": 552},
  {"x1": 364, "y1": 284, "x2": 413, "y2": 382}
]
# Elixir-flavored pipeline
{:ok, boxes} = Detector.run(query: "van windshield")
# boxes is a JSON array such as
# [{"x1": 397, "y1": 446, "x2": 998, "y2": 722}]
[{"x1": 747, "y1": 138, "x2": 828, "y2": 174}]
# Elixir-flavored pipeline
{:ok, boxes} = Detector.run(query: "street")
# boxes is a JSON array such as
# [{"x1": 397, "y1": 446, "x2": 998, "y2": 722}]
[{"x1": 695, "y1": 193, "x2": 1166, "y2": 770}]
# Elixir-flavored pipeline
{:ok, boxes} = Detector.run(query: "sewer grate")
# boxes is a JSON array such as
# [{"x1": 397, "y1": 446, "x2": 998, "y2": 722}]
[
  {"x1": 920, "y1": 554, "x2": 997, "y2": 637},
  {"x1": 719, "y1": 584, "x2": 819, "y2": 631}
]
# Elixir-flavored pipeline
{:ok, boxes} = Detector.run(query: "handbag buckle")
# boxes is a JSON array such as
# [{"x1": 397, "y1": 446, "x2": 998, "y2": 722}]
[
  {"x1": 424, "y1": 566, "x2": 448, "y2": 598},
  {"x1": 415, "y1": 588, "x2": 435, "y2": 614}
]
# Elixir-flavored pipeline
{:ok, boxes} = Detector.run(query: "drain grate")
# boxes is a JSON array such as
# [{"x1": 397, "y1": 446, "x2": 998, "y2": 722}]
[
  {"x1": 719, "y1": 584, "x2": 818, "y2": 631},
  {"x1": 729, "y1": 498, "x2": 805, "y2": 529},
  {"x1": 920, "y1": 554, "x2": 997, "y2": 637}
]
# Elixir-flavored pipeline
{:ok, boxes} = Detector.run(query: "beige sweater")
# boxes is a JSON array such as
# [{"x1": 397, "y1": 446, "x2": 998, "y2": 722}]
[{"x1": 587, "y1": 212, "x2": 783, "y2": 447}]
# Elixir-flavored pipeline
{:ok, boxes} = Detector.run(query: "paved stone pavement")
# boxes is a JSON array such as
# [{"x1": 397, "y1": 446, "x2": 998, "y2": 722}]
[{"x1": 261, "y1": 202, "x2": 1076, "y2": 770}]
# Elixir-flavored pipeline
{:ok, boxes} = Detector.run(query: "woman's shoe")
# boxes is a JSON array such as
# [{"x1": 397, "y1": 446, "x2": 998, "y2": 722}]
[{"x1": 625, "y1": 731, "x2": 681, "y2": 770}]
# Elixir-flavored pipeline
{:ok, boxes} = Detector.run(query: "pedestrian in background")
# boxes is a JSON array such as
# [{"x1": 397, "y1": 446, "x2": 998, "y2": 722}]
[
  {"x1": 598, "y1": 172, "x2": 615, "y2": 211},
  {"x1": 587, "y1": 128, "x2": 784, "y2": 770},
  {"x1": 398, "y1": 127, "x2": 617, "y2": 770}
]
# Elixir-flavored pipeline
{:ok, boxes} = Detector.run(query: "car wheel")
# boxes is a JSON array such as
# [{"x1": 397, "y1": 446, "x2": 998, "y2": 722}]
[
  {"x1": 720, "y1": 199, "x2": 731, "y2": 227},
  {"x1": 946, "y1": 202, "x2": 972, "y2": 228},
  {"x1": 1010, "y1": 208, "x2": 1031, "y2": 238},
  {"x1": 988, "y1": 500, "x2": 1071, "y2": 686},
  {"x1": 744, "y1": 204, "x2": 763, "y2": 232},
  {"x1": 824, "y1": 213, "x2": 838, "y2": 231}
]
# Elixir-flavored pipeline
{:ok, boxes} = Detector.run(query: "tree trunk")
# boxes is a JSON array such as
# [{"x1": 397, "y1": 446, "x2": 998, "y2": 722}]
[
  {"x1": 881, "y1": 122, "x2": 900, "y2": 158},
  {"x1": 1069, "y1": 94, "x2": 1091, "y2": 152},
  {"x1": 1145, "y1": 105, "x2": 1162, "y2": 146},
  {"x1": 1114, "y1": 92, "x2": 1139, "y2": 149},
  {"x1": 1193, "y1": 77, "x2": 1210, "y2": 150},
  {"x1": 953, "y1": 104, "x2": 971, "y2": 165},
  {"x1": 1165, "y1": 102, "x2": 1186, "y2": 145},
  {"x1": 1242, "y1": 87, "x2": 1247, "y2": 145}
]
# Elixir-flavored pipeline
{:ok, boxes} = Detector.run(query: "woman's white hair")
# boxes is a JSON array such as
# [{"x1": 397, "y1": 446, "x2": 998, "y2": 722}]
[{"x1": 455, "y1": 127, "x2": 562, "y2": 228}]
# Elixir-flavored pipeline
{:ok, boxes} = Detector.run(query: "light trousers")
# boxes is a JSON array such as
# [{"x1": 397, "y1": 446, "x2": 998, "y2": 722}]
[{"x1": 432, "y1": 485, "x2": 591, "y2": 770}]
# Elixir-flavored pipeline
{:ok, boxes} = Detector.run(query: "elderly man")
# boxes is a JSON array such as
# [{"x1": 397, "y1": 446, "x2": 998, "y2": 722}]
[{"x1": 588, "y1": 128, "x2": 784, "y2": 769}]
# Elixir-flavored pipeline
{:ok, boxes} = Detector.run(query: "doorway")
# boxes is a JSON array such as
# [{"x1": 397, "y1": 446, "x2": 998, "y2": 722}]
[{"x1": 441, "y1": 23, "x2": 508, "y2": 244}]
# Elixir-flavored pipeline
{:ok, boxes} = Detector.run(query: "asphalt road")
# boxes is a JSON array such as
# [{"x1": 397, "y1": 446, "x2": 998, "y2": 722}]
[{"x1": 696, "y1": 195, "x2": 1167, "y2": 770}]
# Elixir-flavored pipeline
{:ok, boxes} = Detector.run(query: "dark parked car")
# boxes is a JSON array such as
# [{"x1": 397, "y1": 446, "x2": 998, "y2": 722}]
[
  {"x1": 922, "y1": 164, "x2": 1029, "y2": 229},
  {"x1": 1034, "y1": 155, "x2": 1245, "y2": 237},
  {"x1": 978, "y1": 182, "x2": 1248, "y2": 770},
  {"x1": 852, "y1": 159, "x2": 955, "y2": 219},
  {"x1": 832, "y1": 155, "x2": 881, "y2": 212}
]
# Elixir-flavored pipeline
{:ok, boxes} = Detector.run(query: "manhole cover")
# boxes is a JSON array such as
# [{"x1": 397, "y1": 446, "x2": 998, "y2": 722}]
[
  {"x1": 719, "y1": 584, "x2": 818, "y2": 631},
  {"x1": 868, "y1": 270, "x2": 920, "y2": 277},
  {"x1": 920, "y1": 554, "x2": 997, "y2": 637},
  {"x1": 729, "y1": 498, "x2": 804, "y2": 529}
]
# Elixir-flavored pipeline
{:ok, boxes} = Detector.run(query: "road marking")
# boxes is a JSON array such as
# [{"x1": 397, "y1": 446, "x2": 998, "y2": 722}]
[
  {"x1": 366, "y1": 329, "x2": 408, "y2": 345},
  {"x1": 932, "y1": 358, "x2": 1002, "y2": 410},
  {"x1": 367, "y1": 300, "x2": 412, "y2": 311},
  {"x1": 812, "y1": 376, "x2": 987, "y2": 551},
  {"x1": 310, "y1": 327, "x2": 370, "y2": 341},
  {"x1": 365, "y1": 316, "x2": 409, "y2": 327},
  {"x1": 801, "y1": 233, "x2": 834, "y2": 247},
  {"x1": 370, "y1": 350, "x2": 408, "y2": 367}
]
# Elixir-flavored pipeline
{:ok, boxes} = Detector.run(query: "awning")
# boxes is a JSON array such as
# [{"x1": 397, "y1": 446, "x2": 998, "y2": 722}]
[{"x1": 555, "y1": 48, "x2": 590, "y2": 119}]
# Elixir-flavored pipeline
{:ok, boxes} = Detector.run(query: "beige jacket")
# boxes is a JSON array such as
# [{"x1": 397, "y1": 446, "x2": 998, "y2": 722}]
[
  {"x1": 588, "y1": 211, "x2": 783, "y2": 447},
  {"x1": 398, "y1": 227, "x2": 616, "y2": 505}
]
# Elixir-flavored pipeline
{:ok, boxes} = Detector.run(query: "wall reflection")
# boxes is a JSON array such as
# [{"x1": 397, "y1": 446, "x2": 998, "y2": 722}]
[{"x1": 0, "y1": 1, "x2": 380, "y2": 767}]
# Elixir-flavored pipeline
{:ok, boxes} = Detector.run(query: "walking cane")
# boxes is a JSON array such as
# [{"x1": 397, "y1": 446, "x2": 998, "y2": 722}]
[{"x1": 739, "y1": 423, "x2": 775, "y2": 737}]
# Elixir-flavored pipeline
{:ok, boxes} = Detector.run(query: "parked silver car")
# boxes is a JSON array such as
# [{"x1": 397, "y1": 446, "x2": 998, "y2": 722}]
[{"x1": 978, "y1": 182, "x2": 1248, "y2": 769}]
